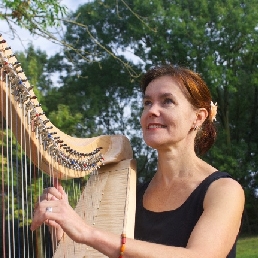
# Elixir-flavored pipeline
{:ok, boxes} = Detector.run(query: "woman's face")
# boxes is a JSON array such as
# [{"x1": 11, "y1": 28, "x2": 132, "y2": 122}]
[{"x1": 140, "y1": 75, "x2": 197, "y2": 150}]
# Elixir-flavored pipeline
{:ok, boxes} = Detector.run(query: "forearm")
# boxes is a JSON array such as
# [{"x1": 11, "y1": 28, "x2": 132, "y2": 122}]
[{"x1": 81, "y1": 227, "x2": 200, "y2": 258}]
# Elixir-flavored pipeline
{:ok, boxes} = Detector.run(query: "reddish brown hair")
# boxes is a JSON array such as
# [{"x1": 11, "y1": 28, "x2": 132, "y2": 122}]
[{"x1": 141, "y1": 65, "x2": 216, "y2": 155}]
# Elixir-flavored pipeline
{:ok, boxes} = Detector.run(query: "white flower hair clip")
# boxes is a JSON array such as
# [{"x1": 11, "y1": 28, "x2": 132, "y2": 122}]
[{"x1": 210, "y1": 101, "x2": 218, "y2": 122}]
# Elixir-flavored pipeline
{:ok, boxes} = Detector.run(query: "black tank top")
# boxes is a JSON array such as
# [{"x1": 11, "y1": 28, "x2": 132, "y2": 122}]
[{"x1": 134, "y1": 171, "x2": 236, "y2": 258}]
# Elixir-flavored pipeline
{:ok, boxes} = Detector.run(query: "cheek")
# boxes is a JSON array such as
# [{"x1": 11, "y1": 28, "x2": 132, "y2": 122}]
[
  {"x1": 140, "y1": 111, "x2": 146, "y2": 128},
  {"x1": 140, "y1": 116, "x2": 144, "y2": 129}
]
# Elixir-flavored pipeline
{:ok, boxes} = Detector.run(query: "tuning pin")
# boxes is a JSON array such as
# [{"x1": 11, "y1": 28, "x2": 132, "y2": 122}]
[
  {"x1": 64, "y1": 147, "x2": 71, "y2": 152},
  {"x1": 27, "y1": 86, "x2": 33, "y2": 91},
  {"x1": 13, "y1": 62, "x2": 21, "y2": 68},
  {"x1": 35, "y1": 112, "x2": 44, "y2": 117},
  {"x1": 43, "y1": 119, "x2": 50, "y2": 125}
]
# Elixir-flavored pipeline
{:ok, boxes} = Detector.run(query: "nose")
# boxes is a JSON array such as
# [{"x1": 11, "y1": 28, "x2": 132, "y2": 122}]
[{"x1": 147, "y1": 103, "x2": 160, "y2": 117}]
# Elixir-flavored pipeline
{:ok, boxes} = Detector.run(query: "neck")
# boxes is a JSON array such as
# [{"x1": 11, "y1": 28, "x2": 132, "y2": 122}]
[{"x1": 155, "y1": 146, "x2": 203, "y2": 184}]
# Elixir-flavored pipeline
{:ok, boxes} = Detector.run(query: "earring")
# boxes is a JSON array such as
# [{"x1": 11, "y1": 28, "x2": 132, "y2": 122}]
[{"x1": 194, "y1": 125, "x2": 199, "y2": 131}]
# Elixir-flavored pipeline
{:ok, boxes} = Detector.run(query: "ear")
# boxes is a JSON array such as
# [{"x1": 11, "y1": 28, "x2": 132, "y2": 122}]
[{"x1": 193, "y1": 108, "x2": 208, "y2": 129}]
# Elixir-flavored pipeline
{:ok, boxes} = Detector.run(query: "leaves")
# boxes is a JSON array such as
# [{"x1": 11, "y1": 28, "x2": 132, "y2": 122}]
[
  {"x1": 1, "y1": 0, "x2": 258, "y2": 236},
  {"x1": 1, "y1": 0, "x2": 67, "y2": 31}
]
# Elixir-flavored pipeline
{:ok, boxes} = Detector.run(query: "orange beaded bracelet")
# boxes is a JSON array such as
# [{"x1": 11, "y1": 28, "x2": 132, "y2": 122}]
[{"x1": 118, "y1": 233, "x2": 126, "y2": 258}]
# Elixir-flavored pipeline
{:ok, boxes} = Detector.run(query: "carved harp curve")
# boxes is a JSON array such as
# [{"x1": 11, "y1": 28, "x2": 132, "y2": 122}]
[
  {"x1": 0, "y1": 34, "x2": 133, "y2": 178},
  {"x1": 0, "y1": 34, "x2": 136, "y2": 257}
]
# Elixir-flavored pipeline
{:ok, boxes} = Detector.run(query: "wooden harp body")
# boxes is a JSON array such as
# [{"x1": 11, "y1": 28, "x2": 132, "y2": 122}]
[{"x1": 0, "y1": 34, "x2": 136, "y2": 257}]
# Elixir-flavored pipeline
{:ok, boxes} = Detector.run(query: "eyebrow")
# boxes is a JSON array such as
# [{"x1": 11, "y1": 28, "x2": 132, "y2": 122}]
[{"x1": 143, "y1": 92, "x2": 175, "y2": 99}]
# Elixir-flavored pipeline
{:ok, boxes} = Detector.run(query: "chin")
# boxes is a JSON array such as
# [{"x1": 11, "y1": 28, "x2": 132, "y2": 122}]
[{"x1": 143, "y1": 137, "x2": 166, "y2": 149}]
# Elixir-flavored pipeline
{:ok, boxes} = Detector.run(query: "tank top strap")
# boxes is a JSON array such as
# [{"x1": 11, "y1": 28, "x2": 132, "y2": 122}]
[
  {"x1": 188, "y1": 171, "x2": 233, "y2": 209},
  {"x1": 198, "y1": 171, "x2": 232, "y2": 192}
]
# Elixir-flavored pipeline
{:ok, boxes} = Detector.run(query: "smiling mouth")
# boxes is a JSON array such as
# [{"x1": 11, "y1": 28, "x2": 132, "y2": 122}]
[{"x1": 148, "y1": 125, "x2": 167, "y2": 129}]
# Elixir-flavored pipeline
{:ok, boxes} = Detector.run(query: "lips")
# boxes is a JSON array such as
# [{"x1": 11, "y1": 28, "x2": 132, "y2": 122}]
[{"x1": 147, "y1": 124, "x2": 166, "y2": 129}]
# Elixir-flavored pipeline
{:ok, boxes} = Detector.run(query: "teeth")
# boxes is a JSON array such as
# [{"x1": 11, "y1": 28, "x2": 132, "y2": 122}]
[{"x1": 148, "y1": 125, "x2": 165, "y2": 129}]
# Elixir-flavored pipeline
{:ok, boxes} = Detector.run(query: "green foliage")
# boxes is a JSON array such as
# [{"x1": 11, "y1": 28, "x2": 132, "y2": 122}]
[
  {"x1": 60, "y1": 0, "x2": 258, "y2": 180},
  {"x1": 58, "y1": 0, "x2": 258, "y2": 234},
  {"x1": 0, "y1": 0, "x2": 67, "y2": 32},
  {"x1": 44, "y1": 53, "x2": 141, "y2": 136},
  {"x1": 1, "y1": 0, "x2": 258, "y2": 244},
  {"x1": 4, "y1": 0, "x2": 258, "y2": 236},
  {"x1": 16, "y1": 45, "x2": 53, "y2": 104},
  {"x1": 48, "y1": 104, "x2": 83, "y2": 136}
]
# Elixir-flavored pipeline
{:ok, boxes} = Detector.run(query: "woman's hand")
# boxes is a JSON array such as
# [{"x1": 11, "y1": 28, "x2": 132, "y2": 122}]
[
  {"x1": 31, "y1": 182, "x2": 90, "y2": 244},
  {"x1": 31, "y1": 181, "x2": 66, "y2": 240}
]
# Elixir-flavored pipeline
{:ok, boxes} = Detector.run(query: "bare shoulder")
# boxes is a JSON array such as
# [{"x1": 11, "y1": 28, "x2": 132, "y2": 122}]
[
  {"x1": 187, "y1": 176, "x2": 245, "y2": 256},
  {"x1": 204, "y1": 176, "x2": 245, "y2": 210}
]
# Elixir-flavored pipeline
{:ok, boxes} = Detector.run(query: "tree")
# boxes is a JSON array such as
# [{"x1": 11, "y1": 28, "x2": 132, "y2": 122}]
[
  {"x1": 1, "y1": 0, "x2": 258, "y2": 235},
  {"x1": 16, "y1": 45, "x2": 52, "y2": 100},
  {"x1": 45, "y1": 53, "x2": 141, "y2": 136},
  {"x1": 0, "y1": 0, "x2": 139, "y2": 77},
  {"x1": 52, "y1": 0, "x2": 258, "y2": 234},
  {"x1": 0, "y1": 0, "x2": 67, "y2": 35}
]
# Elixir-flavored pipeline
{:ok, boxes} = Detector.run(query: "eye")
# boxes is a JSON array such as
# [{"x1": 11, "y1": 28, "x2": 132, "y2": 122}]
[
  {"x1": 163, "y1": 98, "x2": 174, "y2": 105},
  {"x1": 143, "y1": 99, "x2": 152, "y2": 107}
]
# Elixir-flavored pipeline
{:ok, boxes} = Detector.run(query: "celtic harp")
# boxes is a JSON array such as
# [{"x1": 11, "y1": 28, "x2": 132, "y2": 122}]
[{"x1": 0, "y1": 34, "x2": 136, "y2": 258}]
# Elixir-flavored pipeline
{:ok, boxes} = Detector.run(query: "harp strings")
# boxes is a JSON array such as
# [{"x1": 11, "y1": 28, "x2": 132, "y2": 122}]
[
  {"x1": 1, "y1": 69, "x2": 6, "y2": 258},
  {"x1": 2, "y1": 68, "x2": 70, "y2": 258},
  {"x1": 0, "y1": 34, "x2": 100, "y2": 258},
  {"x1": 6, "y1": 73, "x2": 14, "y2": 258},
  {"x1": 1, "y1": 72, "x2": 102, "y2": 258},
  {"x1": 4, "y1": 68, "x2": 31, "y2": 257},
  {"x1": 0, "y1": 34, "x2": 136, "y2": 258}
]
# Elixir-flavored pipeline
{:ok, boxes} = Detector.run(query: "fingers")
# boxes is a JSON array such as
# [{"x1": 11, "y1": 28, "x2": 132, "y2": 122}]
[
  {"x1": 45, "y1": 218, "x2": 60, "y2": 228},
  {"x1": 31, "y1": 205, "x2": 46, "y2": 231},
  {"x1": 37, "y1": 186, "x2": 64, "y2": 203},
  {"x1": 43, "y1": 187, "x2": 63, "y2": 200},
  {"x1": 31, "y1": 183, "x2": 68, "y2": 232},
  {"x1": 31, "y1": 200, "x2": 60, "y2": 231},
  {"x1": 34, "y1": 185, "x2": 67, "y2": 215},
  {"x1": 58, "y1": 185, "x2": 65, "y2": 196}
]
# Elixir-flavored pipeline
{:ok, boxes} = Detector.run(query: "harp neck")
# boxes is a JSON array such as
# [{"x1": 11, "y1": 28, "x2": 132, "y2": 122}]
[{"x1": 0, "y1": 34, "x2": 133, "y2": 179}]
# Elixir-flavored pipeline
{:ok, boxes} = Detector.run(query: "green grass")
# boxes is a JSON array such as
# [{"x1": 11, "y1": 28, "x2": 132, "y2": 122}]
[{"x1": 237, "y1": 236, "x2": 258, "y2": 258}]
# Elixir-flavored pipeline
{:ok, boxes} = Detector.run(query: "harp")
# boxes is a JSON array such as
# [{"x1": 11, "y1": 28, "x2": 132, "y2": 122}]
[{"x1": 0, "y1": 34, "x2": 136, "y2": 257}]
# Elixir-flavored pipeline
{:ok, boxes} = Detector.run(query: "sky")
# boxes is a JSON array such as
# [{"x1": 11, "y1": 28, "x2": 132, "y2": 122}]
[{"x1": 0, "y1": 0, "x2": 87, "y2": 56}]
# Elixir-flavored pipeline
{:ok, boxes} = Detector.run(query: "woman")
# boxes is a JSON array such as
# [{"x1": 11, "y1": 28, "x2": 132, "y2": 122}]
[{"x1": 31, "y1": 65, "x2": 245, "y2": 258}]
